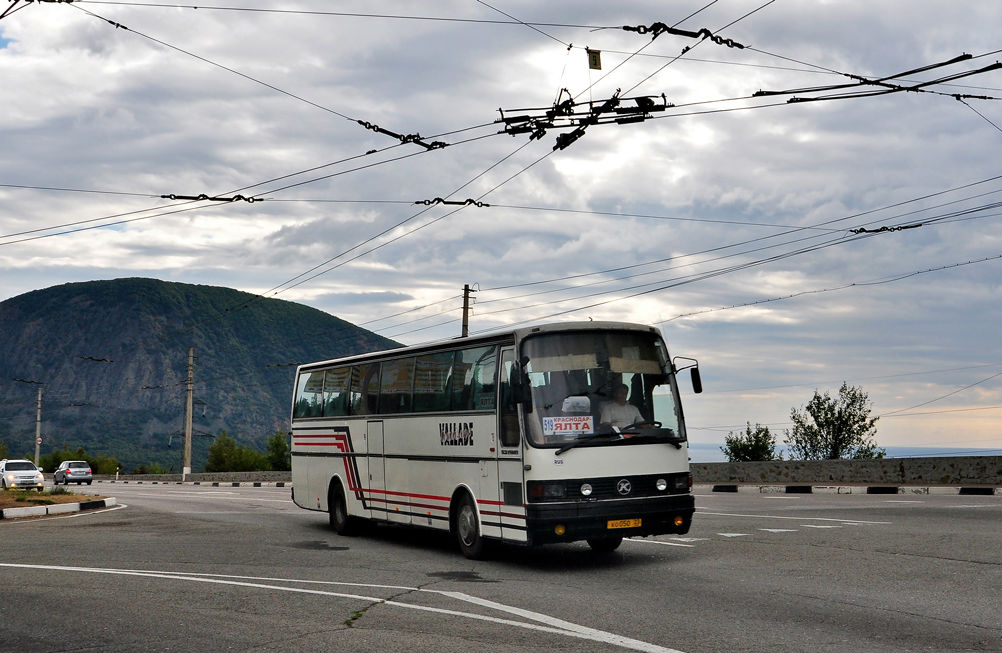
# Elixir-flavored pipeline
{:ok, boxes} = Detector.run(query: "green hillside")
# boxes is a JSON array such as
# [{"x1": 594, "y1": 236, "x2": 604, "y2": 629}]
[{"x1": 0, "y1": 278, "x2": 399, "y2": 471}]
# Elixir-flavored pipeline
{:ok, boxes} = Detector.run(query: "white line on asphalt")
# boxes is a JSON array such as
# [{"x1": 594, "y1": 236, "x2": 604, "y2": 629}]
[
  {"x1": 626, "y1": 538, "x2": 696, "y2": 548},
  {"x1": 697, "y1": 511, "x2": 890, "y2": 525},
  {"x1": 0, "y1": 563, "x2": 688, "y2": 653}
]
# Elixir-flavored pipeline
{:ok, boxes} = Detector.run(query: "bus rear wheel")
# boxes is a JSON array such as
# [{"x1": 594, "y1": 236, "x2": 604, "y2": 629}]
[
  {"x1": 586, "y1": 536, "x2": 623, "y2": 553},
  {"x1": 454, "y1": 494, "x2": 485, "y2": 559},
  {"x1": 329, "y1": 482, "x2": 358, "y2": 536}
]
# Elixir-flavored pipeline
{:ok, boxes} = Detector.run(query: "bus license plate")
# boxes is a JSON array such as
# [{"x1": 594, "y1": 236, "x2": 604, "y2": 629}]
[{"x1": 607, "y1": 518, "x2": 641, "y2": 529}]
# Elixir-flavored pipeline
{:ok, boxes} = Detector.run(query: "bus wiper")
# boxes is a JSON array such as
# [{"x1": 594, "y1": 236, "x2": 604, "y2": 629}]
[{"x1": 554, "y1": 431, "x2": 620, "y2": 455}]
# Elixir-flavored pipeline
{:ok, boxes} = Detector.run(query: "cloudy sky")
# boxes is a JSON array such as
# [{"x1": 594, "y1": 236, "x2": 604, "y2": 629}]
[{"x1": 2, "y1": 0, "x2": 1000, "y2": 458}]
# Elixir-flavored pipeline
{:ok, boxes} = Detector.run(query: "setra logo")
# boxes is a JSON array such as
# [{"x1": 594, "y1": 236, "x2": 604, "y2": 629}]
[{"x1": 616, "y1": 479, "x2": 632, "y2": 496}]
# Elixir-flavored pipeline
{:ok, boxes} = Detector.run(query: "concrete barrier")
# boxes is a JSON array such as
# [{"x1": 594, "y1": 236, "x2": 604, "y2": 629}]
[
  {"x1": 91, "y1": 457, "x2": 1001, "y2": 492},
  {"x1": 690, "y1": 456, "x2": 1001, "y2": 491}
]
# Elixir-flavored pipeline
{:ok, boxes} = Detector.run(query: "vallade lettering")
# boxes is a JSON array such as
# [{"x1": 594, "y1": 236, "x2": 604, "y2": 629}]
[{"x1": 440, "y1": 422, "x2": 474, "y2": 446}]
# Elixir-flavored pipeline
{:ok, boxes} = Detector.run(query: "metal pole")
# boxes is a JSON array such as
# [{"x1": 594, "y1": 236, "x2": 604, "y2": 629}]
[
  {"x1": 183, "y1": 347, "x2": 194, "y2": 480},
  {"x1": 461, "y1": 284, "x2": 471, "y2": 337},
  {"x1": 33, "y1": 386, "x2": 42, "y2": 466}
]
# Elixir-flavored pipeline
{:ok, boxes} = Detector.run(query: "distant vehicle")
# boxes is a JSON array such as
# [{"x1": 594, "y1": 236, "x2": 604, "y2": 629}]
[
  {"x1": 53, "y1": 460, "x2": 93, "y2": 485},
  {"x1": 0, "y1": 459, "x2": 45, "y2": 491}
]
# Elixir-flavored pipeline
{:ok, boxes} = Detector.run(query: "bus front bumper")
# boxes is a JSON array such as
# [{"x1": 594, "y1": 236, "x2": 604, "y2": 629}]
[{"x1": 525, "y1": 493, "x2": 695, "y2": 545}]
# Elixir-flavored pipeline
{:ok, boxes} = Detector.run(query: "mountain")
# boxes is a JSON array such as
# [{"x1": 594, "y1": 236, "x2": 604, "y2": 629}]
[{"x1": 0, "y1": 278, "x2": 399, "y2": 470}]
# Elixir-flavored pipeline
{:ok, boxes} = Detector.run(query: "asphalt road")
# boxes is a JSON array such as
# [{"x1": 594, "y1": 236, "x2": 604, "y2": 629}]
[{"x1": 1, "y1": 483, "x2": 999, "y2": 652}]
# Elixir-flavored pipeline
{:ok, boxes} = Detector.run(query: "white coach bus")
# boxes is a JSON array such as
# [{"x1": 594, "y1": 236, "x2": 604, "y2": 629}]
[{"x1": 290, "y1": 321, "x2": 701, "y2": 558}]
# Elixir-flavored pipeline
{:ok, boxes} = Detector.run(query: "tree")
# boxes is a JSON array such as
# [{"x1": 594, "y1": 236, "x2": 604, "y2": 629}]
[
  {"x1": 786, "y1": 382, "x2": 884, "y2": 460},
  {"x1": 205, "y1": 432, "x2": 270, "y2": 472},
  {"x1": 266, "y1": 431, "x2": 291, "y2": 471},
  {"x1": 721, "y1": 423, "x2": 781, "y2": 461}
]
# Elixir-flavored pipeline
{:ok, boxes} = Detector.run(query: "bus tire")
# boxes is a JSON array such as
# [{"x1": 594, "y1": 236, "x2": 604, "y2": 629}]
[
  {"x1": 586, "y1": 536, "x2": 623, "y2": 553},
  {"x1": 453, "y1": 493, "x2": 485, "y2": 559},
  {"x1": 329, "y1": 481, "x2": 358, "y2": 536}
]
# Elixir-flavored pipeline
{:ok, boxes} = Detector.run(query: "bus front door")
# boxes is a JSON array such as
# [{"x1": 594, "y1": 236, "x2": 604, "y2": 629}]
[{"x1": 497, "y1": 348, "x2": 528, "y2": 543}]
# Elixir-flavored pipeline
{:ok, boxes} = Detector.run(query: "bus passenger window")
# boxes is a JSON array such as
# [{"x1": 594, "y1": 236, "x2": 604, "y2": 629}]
[
  {"x1": 294, "y1": 371, "x2": 325, "y2": 418},
  {"x1": 350, "y1": 364, "x2": 381, "y2": 415},
  {"x1": 413, "y1": 351, "x2": 454, "y2": 412},
  {"x1": 322, "y1": 367, "x2": 351, "y2": 417},
  {"x1": 379, "y1": 358, "x2": 415, "y2": 414},
  {"x1": 453, "y1": 346, "x2": 498, "y2": 411}
]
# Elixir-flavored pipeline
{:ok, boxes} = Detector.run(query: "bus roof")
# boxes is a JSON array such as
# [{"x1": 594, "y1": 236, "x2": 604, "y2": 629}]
[{"x1": 297, "y1": 321, "x2": 663, "y2": 373}]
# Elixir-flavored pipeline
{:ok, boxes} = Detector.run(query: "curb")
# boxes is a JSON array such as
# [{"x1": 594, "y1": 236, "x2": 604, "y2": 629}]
[
  {"x1": 94, "y1": 480, "x2": 289, "y2": 488},
  {"x1": 700, "y1": 484, "x2": 1001, "y2": 495},
  {"x1": 0, "y1": 497, "x2": 117, "y2": 520}
]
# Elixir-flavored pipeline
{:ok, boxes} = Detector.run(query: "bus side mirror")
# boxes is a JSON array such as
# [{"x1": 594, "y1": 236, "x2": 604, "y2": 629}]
[
  {"x1": 690, "y1": 367, "x2": 702, "y2": 394},
  {"x1": 673, "y1": 356, "x2": 702, "y2": 394}
]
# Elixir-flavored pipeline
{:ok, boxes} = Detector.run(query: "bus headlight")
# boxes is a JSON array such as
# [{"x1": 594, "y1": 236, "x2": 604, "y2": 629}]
[
  {"x1": 580, "y1": 483, "x2": 592, "y2": 496},
  {"x1": 527, "y1": 481, "x2": 566, "y2": 501},
  {"x1": 656, "y1": 478, "x2": 668, "y2": 492}
]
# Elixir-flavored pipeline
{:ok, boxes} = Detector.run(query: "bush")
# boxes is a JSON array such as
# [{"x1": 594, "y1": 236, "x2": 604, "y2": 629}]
[
  {"x1": 721, "y1": 423, "x2": 781, "y2": 462},
  {"x1": 205, "y1": 432, "x2": 270, "y2": 472}
]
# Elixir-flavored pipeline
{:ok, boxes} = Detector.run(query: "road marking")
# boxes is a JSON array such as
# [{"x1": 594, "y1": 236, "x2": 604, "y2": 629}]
[
  {"x1": 759, "y1": 528, "x2": 797, "y2": 533},
  {"x1": 627, "y1": 539, "x2": 696, "y2": 548},
  {"x1": 0, "y1": 564, "x2": 688, "y2": 653},
  {"x1": 698, "y1": 511, "x2": 890, "y2": 525},
  {"x1": 718, "y1": 533, "x2": 749, "y2": 538},
  {"x1": 801, "y1": 525, "x2": 841, "y2": 529}
]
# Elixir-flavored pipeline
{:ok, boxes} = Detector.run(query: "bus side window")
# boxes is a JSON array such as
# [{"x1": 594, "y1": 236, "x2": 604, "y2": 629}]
[
  {"x1": 379, "y1": 358, "x2": 415, "y2": 414},
  {"x1": 413, "y1": 351, "x2": 453, "y2": 412},
  {"x1": 350, "y1": 364, "x2": 381, "y2": 416},
  {"x1": 323, "y1": 367, "x2": 350, "y2": 417},
  {"x1": 294, "y1": 371, "x2": 325, "y2": 418},
  {"x1": 453, "y1": 345, "x2": 497, "y2": 411}
]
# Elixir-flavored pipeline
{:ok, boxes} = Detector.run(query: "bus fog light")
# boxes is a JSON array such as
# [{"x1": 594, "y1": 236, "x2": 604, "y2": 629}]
[
  {"x1": 674, "y1": 516, "x2": 685, "y2": 527},
  {"x1": 656, "y1": 478, "x2": 668, "y2": 491},
  {"x1": 554, "y1": 524, "x2": 566, "y2": 536},
  {"x1": 580, "y1": 483, "x2": 592, "y2": 496}
]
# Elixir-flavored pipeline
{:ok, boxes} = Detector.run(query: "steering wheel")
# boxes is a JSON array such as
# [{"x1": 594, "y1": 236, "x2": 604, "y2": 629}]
[{"x1": 618, "y1": 420, "x2": 662, "y2": 435}]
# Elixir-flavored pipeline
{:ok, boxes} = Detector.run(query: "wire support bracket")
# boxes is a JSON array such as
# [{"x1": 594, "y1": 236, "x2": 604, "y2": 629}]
[
  {"x1": 356, "y1": 120, "x2": 447, "y2": 150},
  {"x1": 161, "y1": 193, "x2": 259, "y2": 203},
  {"x1": 623, "y1": 22, "x2": 746, "y2": 51},
  {"x1": 415, "y1": 197, "x2": 490, "y2": 207},
  {"x1": 849, "y1": 224, "x2": 923, "y2": 235}
]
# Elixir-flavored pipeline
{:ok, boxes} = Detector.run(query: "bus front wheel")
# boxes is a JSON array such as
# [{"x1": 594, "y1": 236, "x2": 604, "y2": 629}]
[
  {"x1": 329, "y1": 482, "x2": 358, "y2": 536},
  {"x1": 454, "y1": 494, "x2": 485, "y2": 559}
]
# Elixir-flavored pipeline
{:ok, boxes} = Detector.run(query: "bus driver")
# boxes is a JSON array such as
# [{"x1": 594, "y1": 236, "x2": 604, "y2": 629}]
[{"x1": 599, "y1": 383, "x2": 645, "y2": 430}]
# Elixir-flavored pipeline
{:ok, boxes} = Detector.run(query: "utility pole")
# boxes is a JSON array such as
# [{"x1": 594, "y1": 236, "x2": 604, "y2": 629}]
[
  {"x1": 13, "y1": 378, "x2": 44, "y2": 465},
  {"x1": 182, "y1": 347, "x2": 194, "y2": 481},
  {"x1": 33, "y1": 385, "x2": 43, "y2": 466},
  {"x1": 461, "y1": 284, "x2": 476, "y2": 337}
]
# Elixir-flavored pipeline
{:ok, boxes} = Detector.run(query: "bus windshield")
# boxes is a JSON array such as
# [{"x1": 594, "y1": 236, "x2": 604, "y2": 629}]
[{"x1": 520, "y1": 329, "x2": 685, "y2": 450}]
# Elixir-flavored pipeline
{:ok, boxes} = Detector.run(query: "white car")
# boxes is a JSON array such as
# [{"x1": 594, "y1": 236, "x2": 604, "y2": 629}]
[{"x1": 0, "y1": 459, "x2": 45, "y2": 491}]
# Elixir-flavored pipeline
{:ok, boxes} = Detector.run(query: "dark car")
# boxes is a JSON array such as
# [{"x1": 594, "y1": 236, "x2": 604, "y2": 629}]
[
  {"x1": 53, "y1": 460, "x2": 93, "y2": 485},
  {"x1": 1, "y1": 459, "x2": 45, "y2": 491}
]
